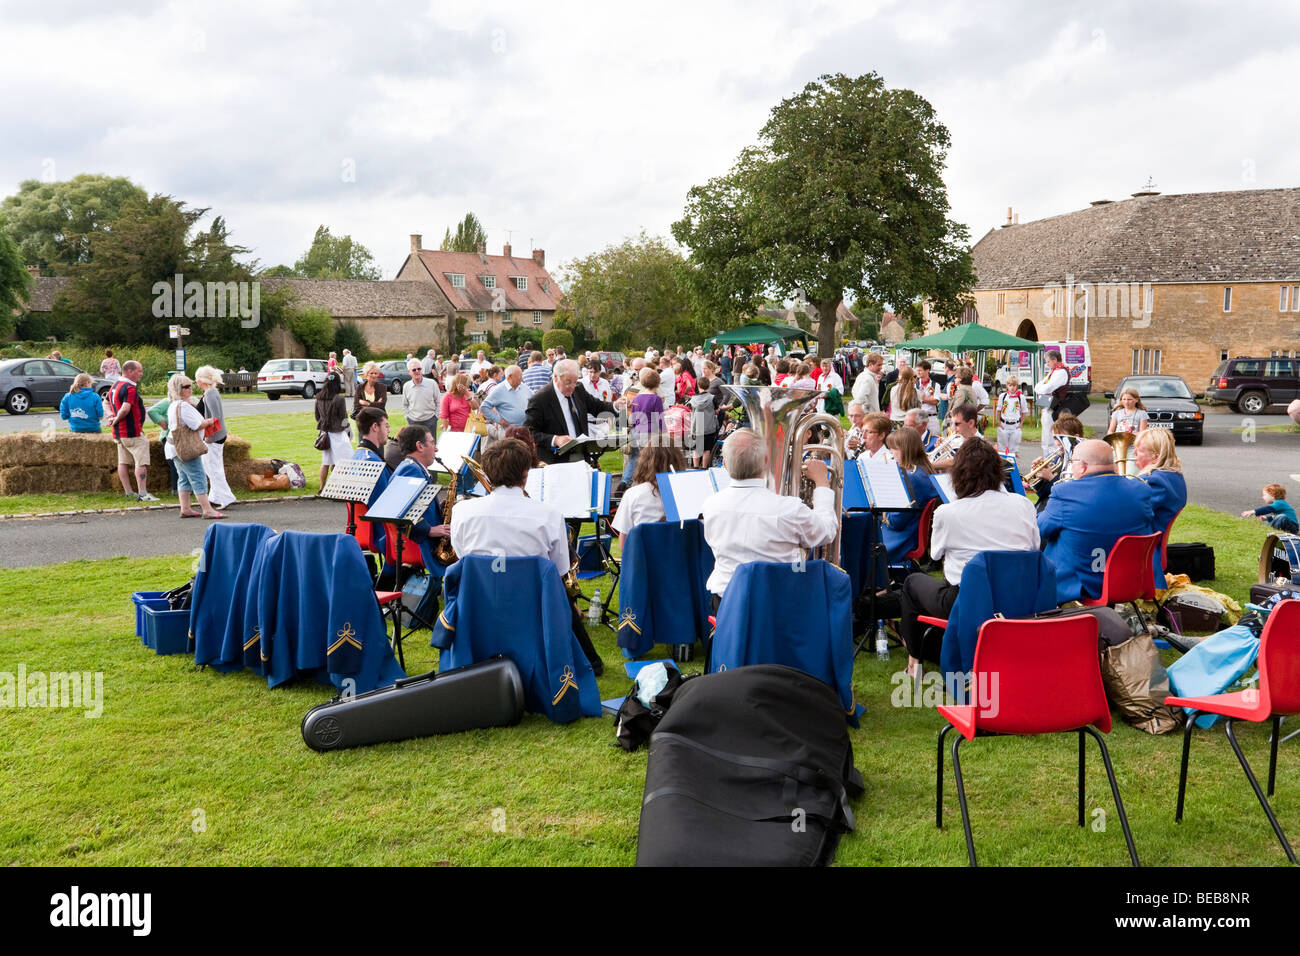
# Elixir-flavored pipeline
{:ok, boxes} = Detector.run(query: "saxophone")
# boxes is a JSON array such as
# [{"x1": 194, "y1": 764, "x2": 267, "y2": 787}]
[{"x1": 432, "y1": 466, "x2": 458, "y2": 566}]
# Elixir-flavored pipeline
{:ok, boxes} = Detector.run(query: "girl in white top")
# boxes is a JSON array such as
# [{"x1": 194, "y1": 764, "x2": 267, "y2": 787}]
[
  {"x1": 612, "y1": 444, "x2": 687, "y2": 550},
  {"x1": 889, "y1": 366, "x2": 921, "y2": 423},
  {"x1": 1108, "y1": 387, "x2": 1149, "y2": 435}
]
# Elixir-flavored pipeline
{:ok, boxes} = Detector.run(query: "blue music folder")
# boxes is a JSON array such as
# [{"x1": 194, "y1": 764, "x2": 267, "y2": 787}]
[{"x1": 366, "y1": 475, "x2": 428, "y2": 521}]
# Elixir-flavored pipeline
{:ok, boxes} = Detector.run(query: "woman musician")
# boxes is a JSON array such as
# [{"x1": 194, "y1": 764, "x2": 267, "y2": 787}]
[
  {"x1": 1135, "y1": 427, "x2": 1187, "y2": 586},
  {"x1": 881, "y1": 427, "x2": 941, "y2": 572}
]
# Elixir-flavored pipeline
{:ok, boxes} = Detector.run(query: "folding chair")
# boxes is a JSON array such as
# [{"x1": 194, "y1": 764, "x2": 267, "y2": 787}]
[
  {"x1": 937, "y1": 614, "x2": 1140, "y2": 867},
  {"x1": 1166, "y1": 598, "x2": 1300, "y2": 863}
]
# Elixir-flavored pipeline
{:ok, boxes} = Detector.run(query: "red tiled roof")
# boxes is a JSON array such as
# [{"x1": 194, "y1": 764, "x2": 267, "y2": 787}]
[{"x1": 409, "y1": 250, "x2": 563, "y2": 313}]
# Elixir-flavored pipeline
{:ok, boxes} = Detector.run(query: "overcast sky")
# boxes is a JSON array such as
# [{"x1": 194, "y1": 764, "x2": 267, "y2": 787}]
[{"x1": 2, "y1": 0, "x2": 1296, "y2": 281}]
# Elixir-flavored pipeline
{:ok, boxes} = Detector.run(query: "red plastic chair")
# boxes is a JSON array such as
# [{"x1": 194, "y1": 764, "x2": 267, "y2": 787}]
[
  {"x1": 936, "y1": 614, "x2": 1140, "y2": 866},
  {"x1": 1160, "y1": 509, "x2": 1184, "y2": 574},
  {"x1": 346, "y1": 501, "x2": 381, "y2": 556},
  {"x1": 904, "y1": 498, "x2": 940, "y2": 563},
  {"x1": 1080, "y1": 532, "x2": 1162, "y2": 622},
  {"x1": 1165, "y1": 598, "x2": 1300, "y2": 863}
]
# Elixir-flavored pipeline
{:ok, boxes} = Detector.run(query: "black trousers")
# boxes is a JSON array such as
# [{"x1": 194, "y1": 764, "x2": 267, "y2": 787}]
[{"x1": 898, "y1": 572, "x2": 960, "y2": 662}]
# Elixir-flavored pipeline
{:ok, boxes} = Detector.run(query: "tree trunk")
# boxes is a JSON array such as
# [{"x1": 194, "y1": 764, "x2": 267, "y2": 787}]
[{"x1": 815, "y1": 297, "x2": 841, "y2": 357}]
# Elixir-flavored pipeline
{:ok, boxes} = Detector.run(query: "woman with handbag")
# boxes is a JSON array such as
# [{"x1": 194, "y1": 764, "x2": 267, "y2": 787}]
[
  {"x1": 438, "y1": 373, "x2": 475, "y2": 433},
  {"x1": 316, "y1": 372, "x2": 351, "y2": 491},
  {"x1": 165, "y1": 374, "x2": 224, "y2": 519},
  {"x1": 194, "y1": 365, "x2": 236, "y2": 509}
]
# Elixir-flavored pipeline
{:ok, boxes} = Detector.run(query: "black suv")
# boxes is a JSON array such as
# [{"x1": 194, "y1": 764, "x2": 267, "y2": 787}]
[{"x1": 1206, "y1": 357, "x2": 1299, "y2": 414}]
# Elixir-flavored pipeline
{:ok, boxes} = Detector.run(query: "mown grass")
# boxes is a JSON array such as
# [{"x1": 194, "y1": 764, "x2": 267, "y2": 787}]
[{"x1": 0, "y1": 503, "x2": 1290, "y2": 866}]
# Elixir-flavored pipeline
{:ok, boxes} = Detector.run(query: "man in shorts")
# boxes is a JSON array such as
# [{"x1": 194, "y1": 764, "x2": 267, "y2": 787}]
[{"x1": 107, "y1": 360, "x2": 158, "y2": 501}]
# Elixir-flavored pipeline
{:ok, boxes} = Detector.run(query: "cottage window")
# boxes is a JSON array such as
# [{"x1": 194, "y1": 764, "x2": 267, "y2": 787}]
[
  {"x1": 533, "y1": 311, "x2": 543, "y2": 325},
  {"x1": 450, "y1": 273, "x2": 465, "y2": 288},
  {"x1": 1132, "y1": 348, "x2": 1162, "y2": 375},
  {"x1": 1223, "y1": 286, "x2": 1232, "y2": 312},
  {"x1": 476, "y1": 311, "x2": 487, "y2": 323},
  {"x1": 482, "y1": 275, "x2": 496, "y2": 289},
  {"x1": 501, "y1": 312, "x2": 513, "y2": 324},
  {"x1": 513, "y1": 276, "x2": 528, "y2": 291}
]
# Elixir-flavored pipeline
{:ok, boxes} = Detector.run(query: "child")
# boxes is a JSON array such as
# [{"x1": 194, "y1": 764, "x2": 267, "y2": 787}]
[
  {"x1": 688, "y1": 375, "x2": 720, "y2": 469},
  {"x1": 1108, "y1": 386, "x2": 1149, "y2": 434},
  {"x1": 1242, "y1": 484, "x2": 1299, "y2": 533},
  {"x1": 995, "y1": 374, "x2": 1029, "y2": 455}
]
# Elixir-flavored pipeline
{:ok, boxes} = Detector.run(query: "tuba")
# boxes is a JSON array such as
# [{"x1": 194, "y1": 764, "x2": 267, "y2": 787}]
[
  {"x1": 1103, "y1": 432, "x2": 1140, "y2": 478},
  {"x1": 722, "y1": 385, "x2": 845, "y2": 566}
]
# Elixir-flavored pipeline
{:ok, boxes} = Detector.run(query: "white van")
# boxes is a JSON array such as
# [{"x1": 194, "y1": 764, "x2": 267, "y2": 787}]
[{"x1": 1011, "y1": 341, "x2": 1092, "y2": 393}]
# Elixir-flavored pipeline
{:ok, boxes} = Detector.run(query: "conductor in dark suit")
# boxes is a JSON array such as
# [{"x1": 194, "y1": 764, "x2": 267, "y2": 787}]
[
  {"x1": 526, "y1": 358, "x2": 624, "y2": 464},
  {"x1": 1038, "y1": 438, "x2": 1155, "y2": 605}
]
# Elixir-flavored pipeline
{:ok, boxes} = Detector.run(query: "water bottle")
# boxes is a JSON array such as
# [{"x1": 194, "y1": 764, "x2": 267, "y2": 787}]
[
  {"x1": 875, "y1": 620, "x2": 889, "y2": 661},
  {"x1": 587, "y1": 589, "x2": 602, "y2": 623}
]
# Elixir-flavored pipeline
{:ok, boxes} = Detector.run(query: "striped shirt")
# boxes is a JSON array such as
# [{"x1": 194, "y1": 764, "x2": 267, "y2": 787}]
[
  {"x1": 110, "y1": 380, "x2": 145, "y2": 438},
  {"x1": 521, "y1": 363, "x2": 553, "y2": 395}
]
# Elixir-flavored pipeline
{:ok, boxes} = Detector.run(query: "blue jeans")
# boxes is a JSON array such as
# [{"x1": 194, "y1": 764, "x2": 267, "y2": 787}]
[
  {"x1": 1268, "y1": 513, "x2": 1299, "y2": 533},
  {"x1": 622, "y1": 445, "x2": 640, "y2": 485}
]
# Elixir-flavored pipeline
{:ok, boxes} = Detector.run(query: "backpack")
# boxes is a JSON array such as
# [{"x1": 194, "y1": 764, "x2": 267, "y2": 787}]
[{"x1": 635, "y1": 665, "x2": 863, "y2": 867}]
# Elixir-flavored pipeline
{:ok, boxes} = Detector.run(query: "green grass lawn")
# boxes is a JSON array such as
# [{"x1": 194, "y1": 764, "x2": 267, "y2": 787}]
[{"x1": 0, "y1": 503, "x2": 1290, "y2": 866}]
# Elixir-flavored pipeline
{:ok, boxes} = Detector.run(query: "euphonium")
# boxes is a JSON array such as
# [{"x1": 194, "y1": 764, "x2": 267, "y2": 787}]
[
  {"x1": 1103, "y1": 431, "x2": 1140, "y2": 478},
  {"x1": 722, "y1": 385, "x2": 845, "y2": 566}
]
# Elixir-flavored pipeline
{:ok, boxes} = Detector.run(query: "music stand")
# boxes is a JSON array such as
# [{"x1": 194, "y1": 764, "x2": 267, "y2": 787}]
[
  {"x1": 321, "y1": 458, "x2": 387, "y2": 536},
  {"x1": 843, "y1": 458, "x2": 918, "y2": 656},
  {"x1": 359, "y1": 480, "x2": 441, "y2": 667}
]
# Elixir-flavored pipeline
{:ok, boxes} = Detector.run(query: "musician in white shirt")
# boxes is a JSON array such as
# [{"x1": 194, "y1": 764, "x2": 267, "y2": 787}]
[
  {"x1": 702, "y1": 427, "x2": 837, "y2": 606},
  {"x1": 851, "y1": 411, "x2": 894, "y2": 463},
  {"x1": 1033, "y1": 349, "x2": 1070, "y2": 455},
  {"x1": 897, "y1": 437, "x2": 1039, "y2": 677},
  {"x1": 612, "y1": 444, "x2": 686, "y2": 549}
]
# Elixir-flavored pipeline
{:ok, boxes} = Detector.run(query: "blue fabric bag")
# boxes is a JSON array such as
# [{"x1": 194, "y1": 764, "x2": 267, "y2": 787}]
[{"x1": 1167, "y1": 625, "x2": 1260, "y2": 728}]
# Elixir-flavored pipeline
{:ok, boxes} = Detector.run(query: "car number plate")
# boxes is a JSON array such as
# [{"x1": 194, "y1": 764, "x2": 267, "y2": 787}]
[{"x1": 1150, "y1": 422, "x2": 1173, "y2": 429}]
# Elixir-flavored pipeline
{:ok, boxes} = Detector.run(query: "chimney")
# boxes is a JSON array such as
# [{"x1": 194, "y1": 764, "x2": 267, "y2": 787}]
[
  {"x1": 532, "y1": 248, "x2": 545, "y2": 267},
  {"x1": 478, "y1": 242, "x2": 487, "y2": 254},
  {"x1": 1006, "y1": 207, "x2": 1013, "y2": 226},
  {"x1": 410, "y1": 234, "x2": 422, "y2": 254},
  {"x1": 1013, "y1": 212, "x2": 1019, "y2": 225},
  {"x1": 1090, "y1": 199, "x2": 1113, "y2": 206},
  {"x1": 503, "y1": 243, "x2": 512, "y2": 259}
]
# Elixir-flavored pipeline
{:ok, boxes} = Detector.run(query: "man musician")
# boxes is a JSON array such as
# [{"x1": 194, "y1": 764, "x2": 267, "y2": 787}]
[
  {"x1": 525, "y1": 358, "x2": 626, "y2": 464},
  {"x1": 931, "y1": 403, "x2": 982, "y2": 472}
]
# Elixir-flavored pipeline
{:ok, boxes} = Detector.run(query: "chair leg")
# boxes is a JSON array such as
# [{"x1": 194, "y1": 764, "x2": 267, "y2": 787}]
[
  {"x1": 1224, "y1": 718, "x2": 1296, "y2": 863},
  {"x1": 1269, "y1": 715, "x2": 1281, "y2": 798},
  {"x1": 950, "y1": 734, "x2": 977, "y2": 866},
  {"x1": 937, "y1": 723, "x2": 953, "y2": 829},
  {"x1": 1084, "y1": 726, "x2": 1140, "y2": 867},
  {"x1": 1175, "y1": 715, "x2": 1195, "y2": 822},
  {"x1": 1078, "y1": 730, "x2": 1086, "y2": 827}
]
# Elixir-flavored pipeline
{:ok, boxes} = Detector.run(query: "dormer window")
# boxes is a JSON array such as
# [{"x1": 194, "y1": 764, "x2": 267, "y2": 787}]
[
  {"x1": 450, "y1": 273, "x2": 465, "y2": 288},
  {"x1": 513, "y1": 276, "x2": 528, "y2": 291},
  {"x1": 482, "y1": 275, "x2": 496, "y2": 289}
]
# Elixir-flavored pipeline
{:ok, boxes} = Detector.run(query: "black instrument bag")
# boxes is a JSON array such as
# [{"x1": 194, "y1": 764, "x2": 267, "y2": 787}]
[
  {"x1": 635, "y1": 665, "x2": 863, "y2": 867},
  {"x1": 1165, "y1": 542, "x2": 1215, "y2": 581},
  {"x1": 301, "y1": 655, "x2": 525, "y2": 751}
]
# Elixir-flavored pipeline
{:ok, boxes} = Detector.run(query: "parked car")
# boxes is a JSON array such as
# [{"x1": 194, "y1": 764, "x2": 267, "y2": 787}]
[
  {"x1": 0, "y1": 358, "x2": 113, "y2": 415},
  {"x1": 256, "y1": 358, "x2": 329, "y2": 399},
  {"x1": 353, "y1": 360, "x2": 413, "y2": 395},
  {"x1": 591, "y1": 350, "x2": 627, "y2": 373},
  {"x1": 1205, "y1": 356, "x2": 1299, "y2": 414},
  {"x1": 1105, "y1": 374, "x2": 1204, "y2": 445}
]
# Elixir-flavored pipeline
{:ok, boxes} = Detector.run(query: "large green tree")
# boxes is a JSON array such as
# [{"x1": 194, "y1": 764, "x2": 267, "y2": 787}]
[
  {"x1": 559, "y1": 233, "x2": 712, "y2": 351},
  {"x1": 672, "y1": 72, "x2": 975, "y2": 357},
  {"x1": 440, "y1": 212, "x2": 488, "y2": 253},
  {"x1": 292, "y1": 225, "x2": 381, "y2": 280},
  {"x1": 0, "y1": 229, "x2": 31, "y2": 338},
  {"x1": 0, "y1": 174, "x2": 147, "y2": 273}
]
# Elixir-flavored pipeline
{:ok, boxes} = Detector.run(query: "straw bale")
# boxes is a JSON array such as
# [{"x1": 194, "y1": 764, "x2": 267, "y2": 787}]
[{"x1": 0, "y1": 465, "x2": 112, "y2": 496}]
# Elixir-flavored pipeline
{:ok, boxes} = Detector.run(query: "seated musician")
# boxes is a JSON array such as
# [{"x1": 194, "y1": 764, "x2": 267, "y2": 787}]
[
  {"x1": 352, "y1": 406, "x2": 392, "y2": 505},
  {"x1": 611, "y1": 442, "x2": 686, "y2": 550},
  {"x1": 450, "y1": 437, "x2": 605, "y2": 675},
  {"x1": 903, "y1": 408, "x2": 937, "y2": 454},
  {"x1": 854, "y1": 412, "x2": 894, "y2": 463},
  {"x1": 843, "y1": 401, "x2": 868, "y2": 459},
  {"x1": 898, "y1": 438, "x2": 1039, "y2": 678},
  {"x1": 1135, "y1": 428, "x2": 1187, "y2": 584},
  {"x1": 931, "y1": 403, "x2": 982, "y2": 472},
  {"x1": 881, "y1": 426, "x2": 941, "y2": 567},
  {"x1": 702, "y1": 427, "x2": 837, "y2": 611},
  {"x1": 1038, "y1": 438, "x2": 1155, "y2": 604},
  {"x1": 390, "y1": 425, "x2": 452, "y2": 569},
  {"x1": 1028, "y1": 412, "x2": 1084, "y2": 513}
]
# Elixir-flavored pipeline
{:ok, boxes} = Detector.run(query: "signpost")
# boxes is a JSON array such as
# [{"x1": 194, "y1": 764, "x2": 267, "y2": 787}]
[{"x1": 170, "y1": 326, "x2": 190, "y2": 376}]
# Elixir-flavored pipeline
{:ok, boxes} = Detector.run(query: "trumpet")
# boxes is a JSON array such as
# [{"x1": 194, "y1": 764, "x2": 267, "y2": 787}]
[
  {"x1": 1024, "y1": 435, "x2": 1081, "y2": 485},
  {"x1": 928, "y1": 431, "x2": 961, "y2": 465}
]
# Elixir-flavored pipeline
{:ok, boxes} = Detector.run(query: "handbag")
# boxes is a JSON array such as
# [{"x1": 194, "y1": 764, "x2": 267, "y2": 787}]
[
  {"x1": 314, "y1": 430, "x2": 330, "y2": 451},
  {"x1": 172, "y1": 412, "x2": 209, "y2": 461},
  {"x1": 465, "y1": 409, "x2": 489, "y2": 437}
]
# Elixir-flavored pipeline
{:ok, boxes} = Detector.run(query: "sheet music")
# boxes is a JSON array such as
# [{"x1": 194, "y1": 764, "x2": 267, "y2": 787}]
[
  {"x1": 657, "y1": 469, "x2": 730, "y2": 521},
  {"x1": 525, "y1": 461, "x2": 598, "y2": 518},
  {"x1": 933, "y1": 472, "x2": 956, "y2": 504},
  {"x1": 860, "y1": 458, "x2": 913, "y2": 509},
  {"x1": 429, "y1": 431, "x2": 480, "y2": 476}
]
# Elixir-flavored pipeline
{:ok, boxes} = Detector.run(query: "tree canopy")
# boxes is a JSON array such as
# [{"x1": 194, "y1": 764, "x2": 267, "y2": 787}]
[
  {"x1": 0, "y1": 174, "x2": 147, "y2": 274},
  {"x1": 672, "y1": 72, "x2": 974, "y2": 356},
  {"x1": 0, "y1": 230, "x2": 31, "y2": 338},
  {"x1": 441, "y1": 212, "x2": 488, "y2": 253},
  {"x1": 559, "y1": 232, "x2": 713, "y2": 351},
  {"x1": 292, "y1": 225, "x2": 382, "y2": 280}
]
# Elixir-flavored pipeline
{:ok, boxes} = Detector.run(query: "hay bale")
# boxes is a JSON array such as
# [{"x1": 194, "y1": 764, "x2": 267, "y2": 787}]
[
  {"x1": 224, "y1": 435, "x2": 252, "y2": 463},
  {"x1": 0, "y1": 464, "x2": 112, "y2": 495},
  {"x1": 0, "y1": 433, "x2": 52, "y2": 467}
]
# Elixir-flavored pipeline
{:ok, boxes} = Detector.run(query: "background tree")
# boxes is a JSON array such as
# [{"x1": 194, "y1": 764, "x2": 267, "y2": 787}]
[
  {"x1": 0, "y1": 229, "x2": 31, "y2": 339},
  {"x1": 0, "y1": 175, "x2": 147, "y2": 274},
  {"x1": 292, "y1": 225, "x2": 382, "y2": 280},
  {"x1": 559, "y1": 233, "x2": 713, "y2": 351},
  {"x1": 440, "y1": 212, "x2": 488, "y2": 253},
  {"x1": 850, "y1": 292, "x2": 887, "y2": 340},
  {"x1": 672, "y1": 72, "x2": 975, "y2": 357}
]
